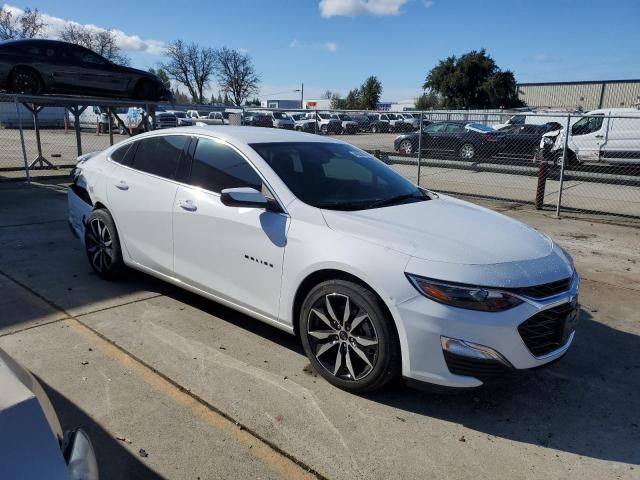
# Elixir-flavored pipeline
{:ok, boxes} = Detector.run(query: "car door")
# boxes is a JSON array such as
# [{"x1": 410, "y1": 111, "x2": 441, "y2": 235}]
[
  {"x1": 107, "y1": 134, "x2": 190, "y2": 276},
  {"x1": 56, "y1": 45, "x2": 124, "y2": 94},
  {"x1": 172, "y1": 136, "x2": 288, "y2": 319},
  {"x1": 600, "y1": 114, "x2": 640, "y2": 163},
  {"x1": 443, "y1": 123, "x2": 468, "y2": 154},
  {"x1": 569, "y1": 113, "x2": 606, "y2": 161},
  {"x1": 420, "y1": 122, "x2": 448, "y2": 154}
]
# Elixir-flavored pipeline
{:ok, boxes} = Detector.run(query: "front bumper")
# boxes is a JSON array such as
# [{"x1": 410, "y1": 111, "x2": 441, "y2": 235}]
[{"x1": 395, "y1": 273, "x2": 579, "y2": 388}]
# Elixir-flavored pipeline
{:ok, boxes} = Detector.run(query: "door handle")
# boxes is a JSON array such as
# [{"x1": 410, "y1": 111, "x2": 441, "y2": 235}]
[
  {"x1": 115, "y1": 181, "x2": 129, "y2": 191},
  {"x1": 595, "y1": 135, "x2": 604, "y2": 138},
  {"x1": 178, "y1": 199, "x2": 197, "y2": 212}
]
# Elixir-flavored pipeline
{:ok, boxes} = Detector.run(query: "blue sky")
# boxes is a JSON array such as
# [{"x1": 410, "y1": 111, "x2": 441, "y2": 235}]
[{"x1": 5, "y1": 0, "x2": 640, "y2": 101}]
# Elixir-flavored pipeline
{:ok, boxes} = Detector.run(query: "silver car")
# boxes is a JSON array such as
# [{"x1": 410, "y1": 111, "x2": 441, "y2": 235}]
[{"x1": 0, "y1": 348, "x2": 98, "y2": 479}]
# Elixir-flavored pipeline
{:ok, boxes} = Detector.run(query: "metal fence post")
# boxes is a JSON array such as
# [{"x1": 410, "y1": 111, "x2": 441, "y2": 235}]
[
  {"x1": 417, "y1": 112, "x2": 423, "y2": 186},
  {"x1": 14, "y1": 96, "x2": 30, "y2": 183},
  {"x1": 314, "y1": 110, "x2": 318, "y2": 135},
  {"x1": 555, "y1": 114, "x2": 571, "y2": 217}
]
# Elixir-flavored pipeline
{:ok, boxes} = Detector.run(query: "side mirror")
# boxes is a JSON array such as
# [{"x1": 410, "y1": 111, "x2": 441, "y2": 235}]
[{"x1": 220, "y1": 187, "x2": 280, "y2": 211}]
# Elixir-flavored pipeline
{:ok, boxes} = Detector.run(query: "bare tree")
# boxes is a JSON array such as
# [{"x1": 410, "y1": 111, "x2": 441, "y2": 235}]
[
  {"x1": 214, "y1": 47, "x2": 259, "y2": 106},
  {"x1": 161, "y1": 40, "x2": 216, "y2": 104},
  {"x1": 322, "y1": 90, "x2": 334, "y2": 100},
  {"x1": 0, "y1": 7, "x2": 45, "y2": 40},
  {"x1": 59, "y1": 24, "x2": 130, "y2": 65}
]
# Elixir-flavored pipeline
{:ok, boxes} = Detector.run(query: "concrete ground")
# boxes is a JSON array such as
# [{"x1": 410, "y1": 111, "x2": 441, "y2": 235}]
[{"x1": 0, "y1": 180, "x2": 639, "y2": 480}]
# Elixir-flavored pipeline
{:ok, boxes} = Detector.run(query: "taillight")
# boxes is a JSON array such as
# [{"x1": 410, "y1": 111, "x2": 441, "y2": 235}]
[{"x1": 482, "y1": 133, "x2": 499, "y2": 142}]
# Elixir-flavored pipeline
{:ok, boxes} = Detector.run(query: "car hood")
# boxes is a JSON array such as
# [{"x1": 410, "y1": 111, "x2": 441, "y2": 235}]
[{"x1": 321, "y1": 195, "x2": 553, "y2": 265}]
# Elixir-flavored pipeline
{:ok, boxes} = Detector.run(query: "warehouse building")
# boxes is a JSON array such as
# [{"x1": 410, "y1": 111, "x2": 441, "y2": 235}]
[{"x1": 518, "y1": 79, "x2": 640, "y2": 110}]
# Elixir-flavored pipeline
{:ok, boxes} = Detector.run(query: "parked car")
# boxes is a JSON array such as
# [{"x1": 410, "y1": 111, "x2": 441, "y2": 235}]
[
  {"x1": 540, "y1": 108, "x2": 640, "y2": 165},
  {"x1": 365, "y1": 113, "x2": 390, "y2": 133},
  {"x1": 494, "y1": 110, "x2": 578, "y2": 130},
  {"x1": 368, "y1": 113, "x2": 404, "y2": 132},
  {"x1": 153, "y1": 111, "x2": 178, "y2": 130},
  {"x1": 68, "y1": 126, "x2": 579, "y2": 393},
  {"x1": 333, "y1": 113, "x2": 359, "y2": 134},
  {"x1": 495, "y1": 123, "x2": 562, "y2": 159},
  {"x1": 399, "y1": 113, "x2": 420, "y2": 131},
  {"x1": 0, "y1": 347, "x2": 99, "y2": 479},
  {"x1": 207, "y1": 111, "x2": 228, "y2": 125},
  {"x1": 287, "y1": 112, "x2": 316, "y2": 132},
  {"x1": 314, "y1": 112, "x2": 342, "y2": 134},
  {"x1": 0, "y1": 39, "x2": 172, "y2": 101},
  {"x1": 268, "y1": 111, "x2": 295, "y2": 129},
  {"x1": 394, "y1": 121, "x2": 501, "y2": 160},
  {"x1": 165, "y1": 110, "x2": 193, "y2": 127},
  {"x1": 243, "y1": 111, "x2": 273, "y2": 127},
  {"x1": 350, "y1": 113, "x2": 372, "y2": 132}
]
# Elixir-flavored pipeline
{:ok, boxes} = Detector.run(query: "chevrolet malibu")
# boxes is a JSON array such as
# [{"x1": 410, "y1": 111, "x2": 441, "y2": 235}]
[{"x1": 68, "y1": 126, "x2": 580, "y2": 393}]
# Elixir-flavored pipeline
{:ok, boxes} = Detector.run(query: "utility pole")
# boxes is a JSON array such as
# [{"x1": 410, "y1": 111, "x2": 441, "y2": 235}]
[{"x1": 300, "y1": 82, "x2": 304, "y2": 109}]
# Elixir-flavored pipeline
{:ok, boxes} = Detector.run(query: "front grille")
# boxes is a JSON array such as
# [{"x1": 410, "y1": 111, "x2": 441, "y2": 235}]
[
  {"x1": 518, "y1": 302, "x2": 576, "y2": 357},
  {"x1": 443, "y1": 351, "x2": 516, "y2": 383},
  {"x1": 509, "y1": 277, "x2": 572, "y2": 299}
]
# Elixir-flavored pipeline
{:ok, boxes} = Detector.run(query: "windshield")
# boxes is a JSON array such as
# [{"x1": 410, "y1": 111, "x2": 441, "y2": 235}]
[
  {"x1": 339, "y1": 114, "x2": 353, "y2": 121},
  {"x1": 319, "y1": 113, "x2": 331, "y2": 119},
  {"x1": 250, "y1": 142, "x2": 428, "y2": 210},
  {"x1": 273, "y1": 112, "x2": 289, "y2": 119},
  {"x1": 387, "y1": 114, "x2": 399, "y2": 120},
  {"x1": 172, "y1": 112, "x2": 186, "y2": 118}
]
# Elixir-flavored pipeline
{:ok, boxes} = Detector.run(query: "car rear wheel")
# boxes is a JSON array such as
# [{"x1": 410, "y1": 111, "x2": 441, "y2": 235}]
[
  {"x1": 399, "y1": 139, "x2": 414, "y2": 155},
  {"x1": 10, "y1": 68, "x2": 42, "y2": 95},
  {"x1": 321, "y1": 124, "x2": 328, "y2": 134},
  {"x1": 459, "y1": 143, "x2": 476, "y2": 160},
  {"x1": 85, "y1": 209, "x2": 125, "y2": 280},
  {"x1": 299, "y1": 280, "x2": 400, "y2": 393},
  {"x1": 371, "y1": 125, "x2": 378, "y2": 134}
]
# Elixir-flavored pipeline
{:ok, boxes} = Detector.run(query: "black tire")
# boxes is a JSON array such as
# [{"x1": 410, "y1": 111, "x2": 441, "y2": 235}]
[
  {"x1": 458, "y1": 143, "x2": 476, "y2": 161},
  {"x1": 134, "y1": 79, "x2": 156, "y2": 100},
  {"x1": 299, "y1": 279, "x2": 400, "y2": 393},
  {"x1": 10, "y1": 67, "x2": 42, "y2": 95},
  {"x1": 84, "y1": 209, "x2": 125, "y2": 280},
  {"x1": 371, "y1": 125, "x2": 378, "y2": 134},
  {"x1": 321, "y1": 124, "x2": 328, "y2": 134}
]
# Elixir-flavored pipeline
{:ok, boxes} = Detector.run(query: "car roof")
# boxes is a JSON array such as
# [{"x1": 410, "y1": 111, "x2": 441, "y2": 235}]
[
  {"x1": 0, "y1": 38, "x2": 78, "y2": 47},
  {"x1": 136, "y1": 125, "x2": 344, "y2": 145}
]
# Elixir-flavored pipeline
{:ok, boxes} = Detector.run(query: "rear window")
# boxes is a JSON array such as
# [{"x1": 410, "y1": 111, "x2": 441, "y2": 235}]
[
  {"x1": 109, "y1": 143, "x2": 135, "y2": 165},
  {"x1": 131, "y1": 135, "x2": 187, "y2": 179}
]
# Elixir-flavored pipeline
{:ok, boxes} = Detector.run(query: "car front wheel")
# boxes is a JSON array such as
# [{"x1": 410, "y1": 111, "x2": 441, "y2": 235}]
[
  {"x1": 399, "y1": 139, "x2": 414, "y2": 155},
  {"x1": 299, "y1": 280, "x2": 400, "y2": 393},
  {"x1": 85, "y1": 209, "x2": 125, "y2": 280},
  {"x1": 10, "y1": 68, "x2": 42, "y2": 95}
]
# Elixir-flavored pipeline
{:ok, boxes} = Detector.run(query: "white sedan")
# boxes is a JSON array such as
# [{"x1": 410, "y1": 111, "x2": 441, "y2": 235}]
[{"x1": 68, "y1": 126, "x2": 579, "y2": 392}]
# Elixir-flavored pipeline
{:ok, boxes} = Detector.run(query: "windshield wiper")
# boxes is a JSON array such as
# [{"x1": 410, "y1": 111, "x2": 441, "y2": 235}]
[
  {"x1": 314, "y1": 200, "x2": 373, "y2": 211},
  {"x1": 367, "y1": 191, "x2": 427, "y2": 209}
]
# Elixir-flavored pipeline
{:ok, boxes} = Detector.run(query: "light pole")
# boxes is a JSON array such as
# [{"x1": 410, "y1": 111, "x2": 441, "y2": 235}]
[{"x1": 294, "y1": 82, "x2": 304, "y2": 109}]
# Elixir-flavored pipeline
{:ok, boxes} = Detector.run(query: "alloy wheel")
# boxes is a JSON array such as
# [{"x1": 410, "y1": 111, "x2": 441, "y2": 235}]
[
  {"x1": 400, "y1": 140, "x2": 413, "y2": 155},
  {"x1": 86, "y1": 218, "x2": 114, "y2": 273},
  {"x1": 306, "y1": 293, "x2": 379, "y2": 381},
  {"x1": 460, "y1": 144, "x2": 475, "y2": 160},
  {"x1": 13, "y1": 71, "x2": 39, "y2": 94}
]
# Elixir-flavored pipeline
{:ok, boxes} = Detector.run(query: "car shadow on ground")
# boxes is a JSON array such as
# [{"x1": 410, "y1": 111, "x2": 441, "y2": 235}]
[
  {"x1": 38, "y1": 378, "x2": 164, "y2": 480},
  {"x1": 153, "y1": 285, "x2": 640, "y2": 466},
  {"x1": 156, "y1": 284, "x2": 640, "y2": 466},
  {"x1": 367, "y1": 309, "x2": 640, "y2": 466}
]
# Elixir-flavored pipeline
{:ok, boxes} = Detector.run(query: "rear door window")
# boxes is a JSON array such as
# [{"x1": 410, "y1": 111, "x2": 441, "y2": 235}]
[
  {"x1": 131, "y1": 135, "x2": 187, "y2": 179},
  {"x1": 110, "y1": 142, "x2": 136, "y2": 166},
  {"x1": 189, "y1": 138, "x2": 262, "y2": 193}
]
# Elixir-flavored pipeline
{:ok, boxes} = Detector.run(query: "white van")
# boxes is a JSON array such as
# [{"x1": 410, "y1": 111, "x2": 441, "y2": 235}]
[
  {"x1": 540, "y1": 108, "x2": 640, "y2": 164},
  {"x1": 67, "y1": 106, "x2": 111, "y2": 131}
]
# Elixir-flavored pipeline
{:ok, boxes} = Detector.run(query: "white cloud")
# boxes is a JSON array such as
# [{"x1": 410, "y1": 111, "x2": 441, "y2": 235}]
[
  {"x1": 289, "y1": 39, "x2": 338, "y2": 52},
  {"x1": 2, "y1": 3, "x2": 166, "y2": 54},
  {"x1": 533, "y1": 53, "x2": 550, "y2": 62},
  {"x1": 319, "y1": 0, "x2": 408, "y2": 17},
  {"x1": 423, "y1": 0, "x2": 435, "y2": 7}
]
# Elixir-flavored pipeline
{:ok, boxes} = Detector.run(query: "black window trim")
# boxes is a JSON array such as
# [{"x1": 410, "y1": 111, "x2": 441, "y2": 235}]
[
  {"x1": 184, "y1": 134, "x2": 288, "y2": 214},
  {"x1": 105, "y1": 132, "x2": 192, "y2": 184}
]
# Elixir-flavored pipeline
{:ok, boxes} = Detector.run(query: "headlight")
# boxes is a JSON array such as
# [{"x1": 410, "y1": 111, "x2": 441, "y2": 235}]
[
  {"x1": 543, "y1": 137, "x2": 554, "y2": 145},
  {"x1": 406, "y1": 275, "x2": 523, "y2": 312}
]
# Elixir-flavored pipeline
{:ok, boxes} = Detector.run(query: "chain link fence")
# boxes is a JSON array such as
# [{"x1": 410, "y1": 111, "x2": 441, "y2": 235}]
[{"x1": 1, "y1": 93, "x2": 639, "y2": 220}]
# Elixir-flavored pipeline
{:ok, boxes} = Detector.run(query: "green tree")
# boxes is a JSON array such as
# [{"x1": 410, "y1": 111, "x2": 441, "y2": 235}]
[
  {"x1": 415, "y1": 91, "x2": 442, "y2": 110},
  {"x1": 359, "y1": 76, "x2": 382, "y2": 110},
  {"x1": 424, "y1": 49, "x2": 523, "y2": 109},
  {"x1": 149, "y1": 68, "x2": 171, "y2": 89}
]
